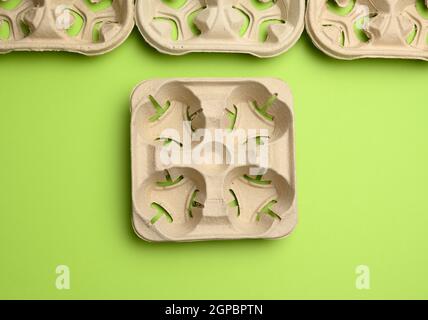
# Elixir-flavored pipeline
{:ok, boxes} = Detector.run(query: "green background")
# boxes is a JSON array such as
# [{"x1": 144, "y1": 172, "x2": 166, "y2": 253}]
[{"x1": 1, "y1": 29, "x2": 428, "y2": 300}]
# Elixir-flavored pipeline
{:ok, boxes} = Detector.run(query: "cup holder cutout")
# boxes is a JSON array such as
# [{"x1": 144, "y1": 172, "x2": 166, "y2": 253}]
[
  {"x1": 224, "y1": 166, "x2": 294, "y2": 235},
  {"x1": 134, "y1": 83, "x2": 206, "y2": 147},
  {"x1": 131, "y1": 79, "x2": 297, "y2": 241},
  {"x1": 252, "y1": 93, "x2": 278, "y2": 122},
  {"x1": 136, "y1": 0, "x2": 305, "y2": 57},
  {"x1": 0, "y1": 0, "x2": 134, "y2": 54},
  {"x1": 307, "y1": 0, "x2": 428, "y2": 60},
  {"x1": 256, "y1": 199, "x2": 281, "y2": 222},
  {"x1": 228, "y1": 188, "x2": 241, "y2": 217},
  {"x1": 225, "y1": 104, "x2": 238, "y2": 131},
  {"x1": 0, "y1": 0, "x2": 41, "y2": 41},
  {"x1": 243, "y1": 173, "x2": 273, "y2": 185},
  {"x1": 156, "y1": 169, "x2": 184, "y2": 187},
  {"x1": 0, "y1": 18, "x2": 11, "y2": 40},
  {"x1": 150, "y1": 202, "x2": 174, "y2": 224},
  {"x1": 224, "y1": 82, "x2": 292, "y2": 143},
  {"x1": 148, "y1": 95, "x2": 171, "y2": 123},
  {"x1": 135, "y1": 168, "x2": 206, "y2": 238},
  {"x1": 152, "y1": 1, "x2": 208, "y2": 40}
]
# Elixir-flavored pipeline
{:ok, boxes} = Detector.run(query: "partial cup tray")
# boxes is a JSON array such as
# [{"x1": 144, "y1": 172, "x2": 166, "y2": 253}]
[
  {"x1": 306, "y1": 0, "x2": 428, "y2": 60},
  {"x1": 136, "y1": 0, "x2": 305, "y2": 57},
  {"x1": 131, "y1": 78, "x2": 297, "y2": 242},
  {"x1": 0, "y1": 0, "x2": 134, "y2": 55},
  {"x1": 0, "y1": 0, "x2": 305, "y2": 56}
]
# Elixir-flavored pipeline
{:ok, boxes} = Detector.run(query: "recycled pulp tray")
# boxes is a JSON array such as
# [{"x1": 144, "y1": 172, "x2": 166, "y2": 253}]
[
  {"x1": 0, "y1": 0, "x2": 305, "y2": 56},
  {"x1": 306, "y1": 0, "x2": 428, "y2": 60},
  {"x1": 135, "y1": 0, "x2": 306, "y2": 57},
  {"x1": 131, "y1": 78, "x2": 297, "y2": 242},
  {"x1": 0, "y1": 0, "x2": 134, "y2": 55}
]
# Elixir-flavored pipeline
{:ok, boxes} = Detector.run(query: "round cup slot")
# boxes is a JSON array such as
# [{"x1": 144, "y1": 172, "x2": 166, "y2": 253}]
[
  {"x1": 135, "y1": 82, "x2": 206, "y2": 147},
  {"x1": 1, "y1": 0, "x2": 43, "y2": 40},
  {"x1": 224, "y1": 82, "x2": 292, "y2": 143},
  {"x1": 224, "y1": 165, "x2": 294, "y2": 235},
  {"x1": 150, "y1": 0, "x2": 207, "y2": 41},
  {"x1": 135, "y1": 167, "x2": 206, "y2": 238}
]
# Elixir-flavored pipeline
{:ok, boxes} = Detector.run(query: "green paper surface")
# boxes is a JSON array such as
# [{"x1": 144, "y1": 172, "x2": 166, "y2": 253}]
[{"x1": 0, "y1": 30, "x2": 427, "y2": 299}]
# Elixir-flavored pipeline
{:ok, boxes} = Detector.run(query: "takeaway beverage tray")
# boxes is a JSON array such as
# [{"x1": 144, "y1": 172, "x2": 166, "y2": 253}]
[
  {"x1": 0, "y1": 0, "x2": 134, "y2": 54},
  {"x1": 131, "y1": 78, "x2": 297, "y2": 241},
  {"x1": 306, "y1": 0, "x2": 428, "y2": 60},
  {"x1": 135, "y1": 0, "x2": 305, "y2": 57}
]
